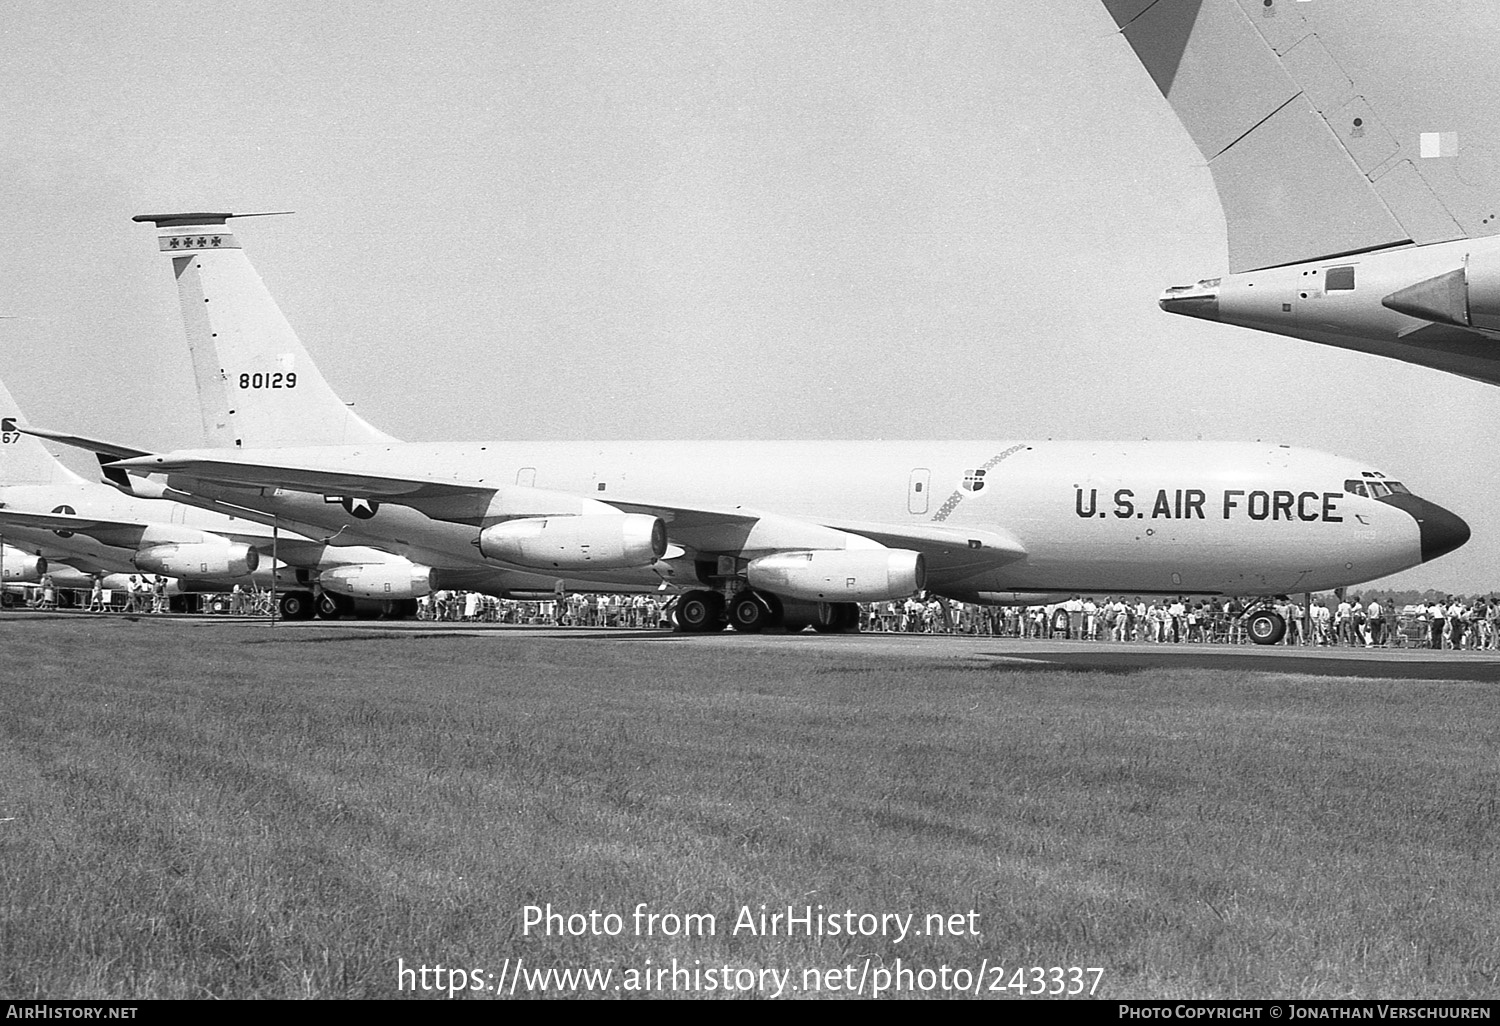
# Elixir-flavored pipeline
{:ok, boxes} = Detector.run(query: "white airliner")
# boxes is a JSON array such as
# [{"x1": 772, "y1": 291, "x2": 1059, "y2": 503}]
[
  {"x1": 0, "y1": 375, "x2": 435, "y2": 617},
  {"x1": 1103, "y1": 0, "x2": 1500, "y2": 385},
  {"x1": 36, "y1": 212, "x2": 1471, "y2": 642}
]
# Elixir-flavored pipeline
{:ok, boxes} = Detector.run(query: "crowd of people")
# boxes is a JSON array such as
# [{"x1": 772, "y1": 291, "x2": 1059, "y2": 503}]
[
  {"x1": 860, "y1": 594, "x2": 1500, "y2": 650},
  {"x1": 416, "y1": 590, "x2": 672, "y2": 628},
  {"x1": 9, "y1": 577, "x2": 1499, "y2": 650},
  {"x1": 412, "y1": 590, "x2": 1500, "y2": 650},
  {"x1": 17, "y1": 574, "x2": 175, "y2": 614}
]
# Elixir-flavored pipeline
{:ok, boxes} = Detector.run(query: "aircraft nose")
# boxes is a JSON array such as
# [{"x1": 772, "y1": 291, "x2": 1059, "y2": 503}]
[
  {"x1": 1376, "y1": 493, "x2": 1471, "y2": 563},
  {"x1": 1416, "y1": 499, "x2": 1471, "y2": 563}
]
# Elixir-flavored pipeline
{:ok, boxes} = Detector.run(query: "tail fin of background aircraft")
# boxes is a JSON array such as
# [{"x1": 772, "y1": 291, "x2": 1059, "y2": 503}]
[
  {"x1": 1102, "y1": 0, "x2": 1496, "y2": 272},
  {"x1": 0, "y1": 376, "x2": 86, "y2": 486},
  {"x1": 133, "y1": 212, "x2": 397, "y2": 448}
]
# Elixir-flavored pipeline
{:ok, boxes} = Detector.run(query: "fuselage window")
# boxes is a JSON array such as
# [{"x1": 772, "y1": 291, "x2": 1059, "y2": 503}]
[
  {"x1": 1344, "y1": 479, "x2": 1370, "y2": 497},
  {"x1": 1326, "y1": 266, "x2": 1356, "y2": 291}
]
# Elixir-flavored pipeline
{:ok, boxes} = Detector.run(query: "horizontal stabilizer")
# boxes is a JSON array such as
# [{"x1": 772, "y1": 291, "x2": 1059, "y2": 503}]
[
  {"x1": 131, "y1": 211, "x2": 293, "y2": 227},
  {"x1": 19, "y1": 425, "x2": 152, "y2": 460}
]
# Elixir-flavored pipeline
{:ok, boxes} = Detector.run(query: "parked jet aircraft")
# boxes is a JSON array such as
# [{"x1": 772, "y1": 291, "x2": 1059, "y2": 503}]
[
  {"x1": 0, "y1": 375, "x2": 432, "y2": 617},
  {"x1": 1103, "y1": 0, "x2": 1500, "y2": 386},
  {"x1": 40, "y1": 211, "x2": 1462, "y2": 642}
]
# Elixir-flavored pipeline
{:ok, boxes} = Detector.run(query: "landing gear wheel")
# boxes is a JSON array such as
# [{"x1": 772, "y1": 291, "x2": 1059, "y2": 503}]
[
  {"x1": 1246, "y1": 609, "x2": 1286, "y2": 646},
  {"x1": 813, "y1": 601, "x2": 861, "y2": 633},
  {"x1": 729, "y1": 592, "x2": 774, "y2": 633},
  {"x1": 317, "y1": 593, "x2": 349, "y2": 620},
  {"x1": 674, "y1": 590, "x2": 724, "y2": 632},
  {"x1": 278, "y1": 591, "x2": 317, "y2": 621}
]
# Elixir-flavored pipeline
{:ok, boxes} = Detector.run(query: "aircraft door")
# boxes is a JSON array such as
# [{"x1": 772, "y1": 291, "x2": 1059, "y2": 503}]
[
  {"x1": 516, "y1": 467, "x2": 536, "y2": 487},
  {"x1": 908, "y1": 468, "x2": 930, "y2": 515}
]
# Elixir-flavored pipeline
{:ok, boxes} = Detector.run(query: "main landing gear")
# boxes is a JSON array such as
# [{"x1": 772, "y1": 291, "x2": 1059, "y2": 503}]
[
  {"x1": 278, "y1": 590, "x2": 318, "y2": 621},
  {"x1": 673, "y1": 589, "x2": 862, "y2": 635},
  {"x1": 1245, "y1": 607, "x2": 1287, "y2": 646},
  {"x1": 812, "y1": 601, "x2": 860, "y2": 633},
  {"x1": 674, "y1": 590, "x2": 725, "y2": 632}
]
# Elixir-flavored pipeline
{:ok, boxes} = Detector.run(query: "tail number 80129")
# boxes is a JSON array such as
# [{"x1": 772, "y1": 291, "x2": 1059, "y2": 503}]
[{"x1": 239, "y1": 372, "x2": 298, "y2": 389}]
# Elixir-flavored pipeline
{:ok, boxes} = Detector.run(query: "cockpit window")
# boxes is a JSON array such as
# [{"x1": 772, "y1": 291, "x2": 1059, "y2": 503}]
[
  {"x1": 1345, "y1": 479, "x2": 1369, "y2": 497},
  {"x1": 1326, "y1": 266, "x2": 1355, "y2": 291},
  {"x1": 1367, "y1": 481, "x2": 1391, "y2": 498},
  {"x1": 1386, "y1": 481, "x2": 1410, "y2": 495}
]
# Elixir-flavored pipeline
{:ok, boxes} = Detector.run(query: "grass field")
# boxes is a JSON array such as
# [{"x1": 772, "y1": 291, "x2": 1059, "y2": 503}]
[{"x1": 1, "y1": 618, "x2": 1497, "y2": 999}]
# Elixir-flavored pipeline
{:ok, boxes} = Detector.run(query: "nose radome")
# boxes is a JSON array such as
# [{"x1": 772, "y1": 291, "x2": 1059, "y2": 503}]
[
  {"x1": 1376, "y1": 493, "x2": 1471, "y2": 563},
  {"x1": 1416, "y1": 499, "x2": 1471, "y2": 563}
]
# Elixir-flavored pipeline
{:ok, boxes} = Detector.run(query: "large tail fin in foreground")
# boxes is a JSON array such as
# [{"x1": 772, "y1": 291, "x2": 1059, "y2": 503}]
[
  {"x1": 134, "y1": 212, "x2": 397, "y2": 448},
  {"x1": 0, "y1": 375, "x2": 85, "y2": 486},
  {"x1": 1103, "y1": 0, "x2": 1495, "y2": 273},
  {"x1": 1104, "y1": 0, "x2": 1500, "y2": 387}
]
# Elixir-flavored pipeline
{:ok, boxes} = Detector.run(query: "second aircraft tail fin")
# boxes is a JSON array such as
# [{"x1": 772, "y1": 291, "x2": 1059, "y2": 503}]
[
  {"x1": 134, "y1": 212, "x2": 398, "y2": 449},
  {"x1": 0, "y1": 376, "x2": 86, "y2": 486}
]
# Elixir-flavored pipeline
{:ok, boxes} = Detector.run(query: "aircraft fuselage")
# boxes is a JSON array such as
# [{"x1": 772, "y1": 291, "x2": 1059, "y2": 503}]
[{"x1": 126, "y1": 439, "x2": 1464, "y2": 599}]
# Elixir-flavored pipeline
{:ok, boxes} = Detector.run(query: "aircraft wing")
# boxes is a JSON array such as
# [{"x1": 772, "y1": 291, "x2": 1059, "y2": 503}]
[
  {"x1": 607, "y1": 504, "x2": 1027, "y2": 574},
  {"x1": 0, "y1": 508, "x2": 149, "y2": 548},
  {"x1": 0, "y1": 506, "x2": 277, "y2": 551},
  {"x1": 109, "y1": 452, "x2": 477, "y2": 500},
  {"x1": 814, "y1": 519, "x2": 1026, "y2": 576},
  {"x1": 112, "y1": 452, "x2": 1028, "y2": 574}
]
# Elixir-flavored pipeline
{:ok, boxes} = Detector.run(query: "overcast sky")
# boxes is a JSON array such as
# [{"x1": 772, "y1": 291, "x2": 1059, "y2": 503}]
[{"x1": 2, "y1": 1, "x2": 1496, "y2": 593}]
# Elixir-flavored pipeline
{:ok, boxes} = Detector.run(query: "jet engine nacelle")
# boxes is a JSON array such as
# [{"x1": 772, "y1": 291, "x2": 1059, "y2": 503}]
[
  {"x1": 477, "y1": 514, "x2": 667, "y2": 570},
  {"x1": 746, "y1": 548, "x2": 926, "y2": 602},
  {"x1": 1, "y1": 546, "x2": 46, "y2": 583},
  {"x1": 319, "y1": 562, "x2": 435, "y2": 600},
  {"x1": 134, "y1": 541, "x2": 260, "y2": 579}
]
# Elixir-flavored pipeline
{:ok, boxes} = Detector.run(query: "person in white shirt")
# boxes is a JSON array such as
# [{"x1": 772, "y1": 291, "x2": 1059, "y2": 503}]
[
  {"x1": 1313, "y1": 601, "x2": 1332, "y2": 645},
  {"x1": 1426, "y1": 601, "x2": 1445, "y2": 649},
  {"x1": 1365, "y1": 599, "x2": 1383, "y2": 647},
  {"x1": 1064, "y1": 596, "x2": 1084, "y2": 640},
  {"x1": 1168, "y1": 598, "x2": 1186, "y2": 643},
  {"x1": 1448, "y1": 600, "x2": 1468, "y2": 649}
]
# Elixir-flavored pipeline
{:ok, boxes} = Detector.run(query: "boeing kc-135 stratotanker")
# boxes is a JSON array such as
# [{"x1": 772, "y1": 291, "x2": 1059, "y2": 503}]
[{"x1": 28, "y1": 211, "x2": 1470, "y2": 641}]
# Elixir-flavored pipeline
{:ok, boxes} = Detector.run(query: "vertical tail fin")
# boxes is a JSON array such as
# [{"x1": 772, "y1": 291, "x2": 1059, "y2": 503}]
[
  {"x1": 1104, "y1": 0, "x2": 1488, "y2": 271},
  {"x1": 0, "y1": 376, "x2": 85, "y2": 486},
  {"x1": 133, "y1": 212, "x2": 397, "y2": 448}
]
